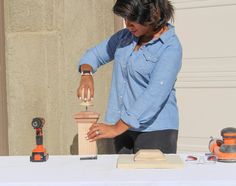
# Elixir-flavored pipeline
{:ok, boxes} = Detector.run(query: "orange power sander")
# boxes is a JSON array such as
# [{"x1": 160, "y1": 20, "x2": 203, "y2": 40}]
[
  {"x1": 30, "y1": 117, "x2": 49, "y2": 162},
  {"x1": 209, "y1": 127, "x2": 236, "y2": 162}
]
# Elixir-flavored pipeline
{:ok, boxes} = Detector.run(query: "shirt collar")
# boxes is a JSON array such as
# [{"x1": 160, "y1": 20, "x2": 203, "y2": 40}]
[
  {"x1": 132, "y1": 23, "x2": 175, "y2": 45},
  {"x1": 159, "y1": 23, "x2": 175, "y2": 43}
]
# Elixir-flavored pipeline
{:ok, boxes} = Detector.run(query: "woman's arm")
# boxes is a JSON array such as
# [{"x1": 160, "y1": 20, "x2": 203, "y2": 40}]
[
  {"x1": 77, "y1": 29, "x2": 128, "y2": 100},
  {"x1": 86, "y1": 119, "x2": 130, "y2": 141},
  {"x1": 78, "y1": 29, "x2": 128, "y2": 73}
]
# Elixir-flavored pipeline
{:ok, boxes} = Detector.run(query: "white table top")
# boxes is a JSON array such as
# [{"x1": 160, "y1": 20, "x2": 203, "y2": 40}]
[{"x1": 0, "y1": 154, "x2": 236, "y2": 186}]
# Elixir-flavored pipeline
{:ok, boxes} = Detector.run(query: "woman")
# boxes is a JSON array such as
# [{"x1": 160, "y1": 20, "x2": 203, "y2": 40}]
[{"x1": 77, "y1": 0, "x2": 182, "y2": 154}]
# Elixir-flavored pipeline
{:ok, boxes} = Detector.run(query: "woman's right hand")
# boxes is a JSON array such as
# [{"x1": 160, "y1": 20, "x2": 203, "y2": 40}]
[
  {"x1": 77, "y1": 64, "x2": 94, "y2": 101},
  {"x1": 77, "y1": 75, "x2": 94, "y2": 101}
]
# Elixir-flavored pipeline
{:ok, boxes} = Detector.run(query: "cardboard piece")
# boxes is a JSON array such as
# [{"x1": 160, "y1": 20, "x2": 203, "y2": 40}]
[{"x1": 117, "y1": 149, "x2": 184, "y2": 169}]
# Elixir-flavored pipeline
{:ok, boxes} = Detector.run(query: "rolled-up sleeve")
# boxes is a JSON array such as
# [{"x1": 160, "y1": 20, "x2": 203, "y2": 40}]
[
  {"x1": 79, "y1": 29, "x2": 126, "y2": 73},
  {"x1": 120, "y1": 45, "x2": 182, "y2": 129}
]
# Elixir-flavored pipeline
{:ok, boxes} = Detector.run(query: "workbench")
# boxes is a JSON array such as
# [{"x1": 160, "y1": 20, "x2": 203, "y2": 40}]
[{"x1": 0, "y1": 154, "x2": 236, "y2": 186}]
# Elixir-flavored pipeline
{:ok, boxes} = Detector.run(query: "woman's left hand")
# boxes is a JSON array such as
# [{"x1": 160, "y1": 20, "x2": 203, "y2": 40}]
[{"x1": 87, "y1": 120, "x2": 130, "y2": 141}]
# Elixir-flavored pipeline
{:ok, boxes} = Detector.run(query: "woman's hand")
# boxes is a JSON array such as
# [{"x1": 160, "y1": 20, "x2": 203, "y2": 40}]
[
  {"x1": 77, "y1": 76, "x2": 94, "y2": 101},
  {"x1": 87, "y1": 120, "x2": 130, "y2": 141},
  {"x1": 77, "y1": 65, "x2": 94, "y2": 101}
]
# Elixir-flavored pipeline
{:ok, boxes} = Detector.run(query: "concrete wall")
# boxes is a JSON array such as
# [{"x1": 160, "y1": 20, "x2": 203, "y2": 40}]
[
  {"x1": 0, "y1": 0, "x2": 9, "y2": 155},
  {"x1": 5, "y1": 0, "x2": 115, "y2": 155}
]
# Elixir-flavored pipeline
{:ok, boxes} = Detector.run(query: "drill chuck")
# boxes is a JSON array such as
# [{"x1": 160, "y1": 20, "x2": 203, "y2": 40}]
[{"x1": 32, "y1": 118, "x2": 44, "y2": 129}]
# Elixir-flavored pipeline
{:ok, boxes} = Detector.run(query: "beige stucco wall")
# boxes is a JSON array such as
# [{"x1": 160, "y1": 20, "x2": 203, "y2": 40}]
[{"x1": 5, "y1": 0, "x2": 115, "y2": 155}]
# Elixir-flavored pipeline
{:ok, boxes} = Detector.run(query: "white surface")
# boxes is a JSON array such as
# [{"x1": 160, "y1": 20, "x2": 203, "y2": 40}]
[{"x1": 0, "y1": 154, "x2": 236, "y2": 186}]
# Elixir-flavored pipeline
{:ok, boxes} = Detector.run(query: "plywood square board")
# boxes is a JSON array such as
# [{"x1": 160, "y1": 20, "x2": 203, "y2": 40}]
[{"x1": 117, "y1": 154, "x2": 184, "y2": 169}]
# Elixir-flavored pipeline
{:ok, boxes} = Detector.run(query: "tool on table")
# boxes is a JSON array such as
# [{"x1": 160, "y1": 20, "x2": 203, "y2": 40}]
[
  {"x1": 209, "y1": 127, "x2": 236, "y2": 162},
  {"x1": 80, "y1": 156, "x2": 97, "y2": 160},
  {"x1": 80, "y1": 88, "x2": 93, "y2": 111},
  {"x1": 30, "y1": 117, "x2": 49, "y2": 162},
  {"x1": 185, "y1": 154, "x2": 217, "y2": 164}
]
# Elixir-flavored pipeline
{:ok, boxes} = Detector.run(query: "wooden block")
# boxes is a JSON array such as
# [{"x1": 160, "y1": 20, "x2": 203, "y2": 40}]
[
  {"x1": 74, "y1": 112, "x2": 99, "y2": 121},
  {"x1": 117, "y1": 149, "x2": 184, "y2": 169},
  {"x1": 74, "y1": 112, "x2": 100, "y2": 156},
  {"x1": 134, "y1": 149, "x2": 166, "y2": 161}
]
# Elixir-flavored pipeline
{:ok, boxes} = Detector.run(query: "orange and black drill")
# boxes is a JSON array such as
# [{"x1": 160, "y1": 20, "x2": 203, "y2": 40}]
[{"x1": 30, "y1": 117, "x2": 49, "y2": 162}]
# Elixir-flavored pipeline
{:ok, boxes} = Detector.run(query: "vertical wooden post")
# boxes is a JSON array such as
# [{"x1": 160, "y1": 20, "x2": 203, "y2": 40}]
[
  {"x1": 0, "y1": 0, "x2": 9, "y2": 155},
  {"x1": 74, "y1": 112, "x2": 100, "y2": 157}
]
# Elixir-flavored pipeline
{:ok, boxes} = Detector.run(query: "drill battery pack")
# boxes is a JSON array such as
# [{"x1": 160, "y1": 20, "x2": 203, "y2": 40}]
[{"x1": 30, "y1": 152, "x2": 49, "y2": 162}]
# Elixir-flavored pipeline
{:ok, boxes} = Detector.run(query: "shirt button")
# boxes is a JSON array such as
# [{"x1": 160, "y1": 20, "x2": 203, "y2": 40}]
[
  {"x1": 120, "y1": 96, "x2": 123, "y2": 99},
  {"x1": 160, "y1": 81, "x2": 164, "y2": 85},
  {"x1": 118, "y1": 111, "x2": 121, "y2": 113}
]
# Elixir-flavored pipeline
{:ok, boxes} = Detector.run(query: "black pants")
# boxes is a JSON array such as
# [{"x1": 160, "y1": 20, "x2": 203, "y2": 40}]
[{"x1": 114, "y1": 129, "x2": 178, "y2": 154}]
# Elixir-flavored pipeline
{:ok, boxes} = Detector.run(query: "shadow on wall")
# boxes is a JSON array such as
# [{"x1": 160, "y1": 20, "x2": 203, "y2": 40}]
[{"x1": 70, "y1": 134, "x2": 116, "y2": 155}]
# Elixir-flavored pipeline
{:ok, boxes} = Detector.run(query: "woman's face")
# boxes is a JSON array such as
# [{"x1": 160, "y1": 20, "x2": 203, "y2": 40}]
[{"x1": 124, "y1": 19, "x2": 152, "y2": 37}]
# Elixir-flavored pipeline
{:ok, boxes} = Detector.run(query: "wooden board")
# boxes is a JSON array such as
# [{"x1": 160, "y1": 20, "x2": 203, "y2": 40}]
[
  {"x1": 78, "y1": 124, "x2": 97, "y2": 156},
  {"x1": 117, "y1": 154, "x2": 184, "y2": 169},
  {"x1": 134, "y1": 149, "x2": 165, "y2": 161},
  {"x1": 74, "y1": 112, "x2": 100, "y2": 157}
]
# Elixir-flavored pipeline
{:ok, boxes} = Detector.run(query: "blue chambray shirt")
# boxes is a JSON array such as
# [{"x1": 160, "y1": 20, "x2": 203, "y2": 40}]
[{"x1": 79, "y1": 24, "x2": 182, "y2": 132}]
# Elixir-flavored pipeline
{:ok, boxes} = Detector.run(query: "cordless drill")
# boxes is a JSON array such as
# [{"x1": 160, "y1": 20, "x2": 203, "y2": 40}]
[{"x1": 30, "y1": 117, "x2": 49, "y2": 162}]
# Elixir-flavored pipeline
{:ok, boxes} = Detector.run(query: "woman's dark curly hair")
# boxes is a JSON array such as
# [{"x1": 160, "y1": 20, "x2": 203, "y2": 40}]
[{"x1": 113, "y1": 0, "x2": 174, "y2": 31}]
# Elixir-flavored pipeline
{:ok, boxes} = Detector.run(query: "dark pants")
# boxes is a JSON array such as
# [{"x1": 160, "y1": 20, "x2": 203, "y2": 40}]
[{"x1": 114, "y1": 129, "x2": 178, "y2": 154}]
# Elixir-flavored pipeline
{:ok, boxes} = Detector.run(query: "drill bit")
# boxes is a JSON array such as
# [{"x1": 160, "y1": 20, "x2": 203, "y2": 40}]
[{"x1": 80, "y1": 88, "x2": 93, "y2": 111}]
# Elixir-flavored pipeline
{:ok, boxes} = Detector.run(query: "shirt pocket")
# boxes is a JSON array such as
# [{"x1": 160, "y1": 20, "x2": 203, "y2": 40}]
[{"x1": 131, "y1": 51, "x2": 159, "y2": 75}]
